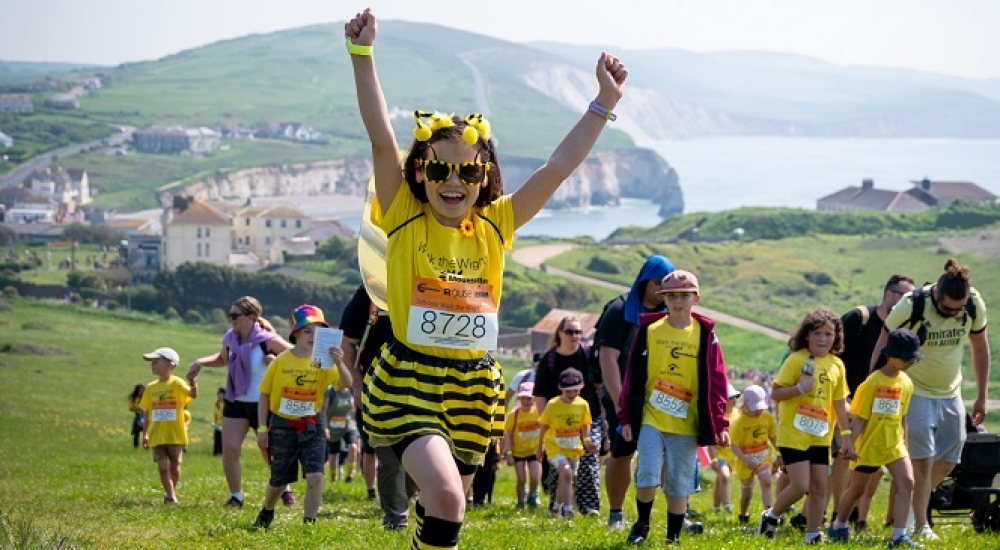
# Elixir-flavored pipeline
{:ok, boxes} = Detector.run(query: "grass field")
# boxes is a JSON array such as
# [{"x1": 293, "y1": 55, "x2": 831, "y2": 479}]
[{"x1": 3, "y1": 297, "x2": 1000, "y2": 549}]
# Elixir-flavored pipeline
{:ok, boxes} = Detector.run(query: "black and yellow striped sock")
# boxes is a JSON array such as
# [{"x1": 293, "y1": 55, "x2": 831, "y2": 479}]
[{"x1": 412, "y1": 514, "x2": 461, "y2": 550}]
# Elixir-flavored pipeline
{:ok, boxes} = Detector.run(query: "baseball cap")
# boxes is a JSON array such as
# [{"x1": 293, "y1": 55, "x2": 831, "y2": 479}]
[
  {"x1": 742, "y1": 384, "x2": 769, "y2": 412},
  {"x1": 517, "y1": 382, "x2": 535, "y2": 397},
  {"x1": 288, "y1": 304, "x2": 329, "y2": 343},
  {"x1": 143, "y1": 347, "x2": 180, "y2": 366},
  {"x1": 882, "y1": 328, "x2": 923, "y2": 362},
  {"x1": 558, "y1": 368, "x2": 584, "y2": 391},
  {"x1": 658, "y1": 269, "x2": 700, "y2": 294},
  {"x1": 727, "y1": 383, "x2": 741, "y2": 400}
]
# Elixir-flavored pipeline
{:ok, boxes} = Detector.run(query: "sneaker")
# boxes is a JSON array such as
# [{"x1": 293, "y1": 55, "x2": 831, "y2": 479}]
[
  {"x1": 738, "y1": 514, "x2": 750, "y2": 524},
  {"x1": 562, "y1": 509, "x2": 575, "y2": 520},
  {"x1": 683, "y1": 519, "x2": 704, "y2": 535},
  {"x1": 383, "y1": 521, "x2": 408, "y2": 531},
  {"x1": 914, "y1": 525, "x2": 939, "y2": 541},
  {"x1": 527, "y1": 494, "x2": 539, "y2": 509},
  {"x1": 827, "y1": 525, "x2": 850, "y2": 542},
  {"x1": 790, "y1": 512, "x2": 808, "y2": 531},
  {"x1": 608, "y1": 510, "x2": 625, "y2": 530},
  {"x1": 758, "y1": 510, "x2": 779, "y2": 538},
  {"x1": 888, "y1": 533, "x2": 922, "y2": 548},
  {"x1": 626, "y1": 520, "x2": 650, "y2": 545},
  {"x1": 584, "y1": 508, "x2": 600, "y2": 517},
  {"x1": 855, "y1": 520, "x2": 869, "y2": 531},
  {"x1": 225, "y1": 496, "x2": 244, "y2": 508},
  {"x1": 805, "y1": 534, "x2": 823, "y2": 545},
  {"x1": 367, "y1": 488, "x2": 377, "y2": 501},
  {"x1": 254, "y1": 508, "x2": 275, "y2": 529},
  {"x1": 164, "y1": 496, "x2": 179, "y2": 505}
]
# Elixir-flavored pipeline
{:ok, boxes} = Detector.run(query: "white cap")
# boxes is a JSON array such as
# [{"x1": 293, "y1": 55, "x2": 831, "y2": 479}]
[
  {"x1": 727, "y1": 383, "x2": 741, "y2": 399},
  {"x1": 142, "y1": 347, "x2": 180, "y2": 365},
  {"x1": 742, "y1": 385, "x2": 769, "y2": 412}
]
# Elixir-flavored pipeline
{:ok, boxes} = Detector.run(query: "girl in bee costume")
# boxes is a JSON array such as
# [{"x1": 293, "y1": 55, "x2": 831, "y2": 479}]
[{"x1": 346, "y1": 7, "x2": 627, "y2": 549}]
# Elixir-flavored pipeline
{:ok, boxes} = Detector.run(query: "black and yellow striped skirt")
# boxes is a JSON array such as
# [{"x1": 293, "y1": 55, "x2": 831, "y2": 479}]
[{"x1": 362, "y1": 338, "x2": 505, "y2": 466}]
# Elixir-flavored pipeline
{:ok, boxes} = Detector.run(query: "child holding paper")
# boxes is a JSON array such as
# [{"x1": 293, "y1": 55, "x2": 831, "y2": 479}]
[{"x1": 254, "y1": 305, "x2": 352, "y2": 527}]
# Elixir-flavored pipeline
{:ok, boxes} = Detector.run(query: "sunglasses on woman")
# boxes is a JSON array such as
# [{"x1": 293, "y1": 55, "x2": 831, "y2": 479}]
[
  {"x1": 229, "y1": 312, "x2": 244, "y2": 320},
  {"x1": 562, "y1": 329, "x2": 583, "y2": 336},
  {"x1": 418, "y1": 159, "x2": 489, "y2": 185}
]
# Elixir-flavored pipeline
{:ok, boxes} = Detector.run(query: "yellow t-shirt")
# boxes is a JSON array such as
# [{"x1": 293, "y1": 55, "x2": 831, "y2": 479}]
[
  {"x1": 504, "y1": 405, "x2": 541, "y2": 457},
  {"x1": 139, "y1": 375, "x2": 193, "y2": 447},
  {"x1": 730, "y1": 410, "x2": 776, "y2": 479},
  {"x1": 884, "y1": 285, "x2": 988, "y2": 398},
  {"x1": 642, "y1": 317, "x2": 701, "y2": 436},
  {"x1": 538, "y1": 396, "x2": 592, "y2": 459},
  {"x1": 850, "y1": 370, "x2": 913, "y2": 468},
  {"x1": 375, "y1": 188, "x2": 514, "y2": 359},
  {"x1": 260, "y1": 350, "x2": 342, "y2": 421},
  {"x1": 714, "y1": 409, "x2": 739, "y2": 463},
  {"x1": 775, "y1": 350, "x2": 848, "y2": 451}
]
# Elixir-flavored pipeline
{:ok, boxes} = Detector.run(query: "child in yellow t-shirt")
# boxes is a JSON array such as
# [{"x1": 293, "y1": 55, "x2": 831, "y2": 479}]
[
  {"x1": 828, "y1": 329, "x2": 919, "y2": 548},
  {"x1": 730, "y1": 384, "x2": 777, "y2": 524},
  {"x1": 213, "y1": 387, "x2": 224, "y2": 456},
  {"x1": 139, "y1": 347, "x2": 197, "y2": 504},
  {"x1": 503, "y1": 382, "x2": 542, "y2": 509},
  {"x1": 536, "y1": 369, "x2": 596, "y2": 519},
  {"x1": 759, "y1": 308, "x2": 854, "y2": 544},
  {"x1": 253, "y1": 305, "x2": 353, "y2": 528},
  {"x1": 708, "y1": 384, "x2": 742, "y2": 514}
]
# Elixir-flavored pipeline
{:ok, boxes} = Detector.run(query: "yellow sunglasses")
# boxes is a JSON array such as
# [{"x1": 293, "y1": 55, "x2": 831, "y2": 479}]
[{"x1": 418, "y1": 159, "x2": 489, "y2": 185}]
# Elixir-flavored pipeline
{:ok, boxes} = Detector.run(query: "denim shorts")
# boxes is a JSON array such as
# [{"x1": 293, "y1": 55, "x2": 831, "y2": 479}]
[
  {"x1": 634, "y1": 425, "x2": 698, "y2": 497},
  {"x1": 268, "y1": 427, "x2": 326, "y2": 487}
]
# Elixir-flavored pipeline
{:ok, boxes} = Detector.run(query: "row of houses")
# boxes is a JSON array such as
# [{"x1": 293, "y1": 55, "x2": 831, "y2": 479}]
[
  {"x1": 0, "y1": 166, "x2": 91, "y2": 223},
  {"x1": 817, "y1": 178, "x2": 997, "y2": 212}
]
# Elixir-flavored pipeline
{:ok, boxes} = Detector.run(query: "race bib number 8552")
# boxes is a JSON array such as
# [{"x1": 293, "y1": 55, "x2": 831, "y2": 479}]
[{"x1": 407, "y1": 278, "x2": 498, "y2": 350}]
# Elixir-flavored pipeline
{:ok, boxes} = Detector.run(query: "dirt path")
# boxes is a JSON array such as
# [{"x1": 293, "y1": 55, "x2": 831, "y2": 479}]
[{"x1": 511, "y1": 244, "x2": 788, "y2": 341}]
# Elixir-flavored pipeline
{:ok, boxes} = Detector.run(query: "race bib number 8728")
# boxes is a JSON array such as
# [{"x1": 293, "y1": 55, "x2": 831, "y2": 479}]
[{"x1": 407, "y1": 278, "x2": 498, "y2": 350}]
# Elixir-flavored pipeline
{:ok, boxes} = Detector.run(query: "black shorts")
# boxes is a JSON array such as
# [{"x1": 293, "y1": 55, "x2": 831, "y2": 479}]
[
  {"x1": 779, "y1": 445, "x2": 831, "y2": 466},
  {"x1": 222, "y1": 400, "x2": 259, "y2": 431},
  {"x1": 604, "y1": 396, "x2": 637, "y2": 458},
  {"x1": 327, "y1": 430, "x2": 359, "y2": 455},
  {"x1": 853, "y1": 465, "x2": 880, "y2": 474},
  {"x1": 268, "y1": 427, "x2": 326, "y2": 487},
  {"x1": 512, "y1": 454, "x2": 538, "y2": 463}
]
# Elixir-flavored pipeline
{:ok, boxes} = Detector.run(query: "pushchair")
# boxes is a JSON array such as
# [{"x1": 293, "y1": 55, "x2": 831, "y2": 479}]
[{"x1": 928, "y1": 432, "x2": 1000, "y2": 532}]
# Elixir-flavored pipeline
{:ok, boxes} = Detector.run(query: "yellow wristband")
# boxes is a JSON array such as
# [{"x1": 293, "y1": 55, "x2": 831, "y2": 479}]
[
  {"x1": 841, "y1": 429, "x2": 853, "y2": 435},
  {"x1": 346, "y1": 38, "x2": 373, "y2": 56}
]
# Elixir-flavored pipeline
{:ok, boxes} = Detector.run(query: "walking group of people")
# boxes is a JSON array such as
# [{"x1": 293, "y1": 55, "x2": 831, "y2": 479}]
[{"x1": 129, "y1": 6, "x2": 991, "y2": 550}]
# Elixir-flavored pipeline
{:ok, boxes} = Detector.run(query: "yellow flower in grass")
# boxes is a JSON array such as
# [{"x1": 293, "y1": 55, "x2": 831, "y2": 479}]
[{"x1": 459, "y1": 219, "x2": 475, "y2": 238}]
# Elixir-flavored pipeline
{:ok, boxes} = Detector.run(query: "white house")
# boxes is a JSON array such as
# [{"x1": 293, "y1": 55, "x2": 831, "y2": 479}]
[{"x1": 161, "y1": 201, "x2": 232, "y2": 270}]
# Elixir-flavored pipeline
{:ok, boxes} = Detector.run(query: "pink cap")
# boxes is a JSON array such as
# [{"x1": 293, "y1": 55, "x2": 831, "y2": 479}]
[{"x1": 742, "y1": 384, "x2": 769, "y2": 411}]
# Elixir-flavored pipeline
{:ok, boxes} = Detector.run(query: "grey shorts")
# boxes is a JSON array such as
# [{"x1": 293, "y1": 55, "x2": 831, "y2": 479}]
[
  {"x1": 268, "y1": 427, "x2": 327, "y2": 487},
  {"x1": 634, "y1": 425, "x2": 698, "y2": 497},
  {"x1": 906, "y1": 394, "x2": 966, "y2": 463}
]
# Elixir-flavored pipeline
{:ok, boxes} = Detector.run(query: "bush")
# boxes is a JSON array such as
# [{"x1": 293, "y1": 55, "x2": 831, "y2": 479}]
[
  {"x1": 164, "y1": 307, "x2": 180, "y2": 320},
  {"x1": 69, "y1": 292, "x2": 82, "y2": 303},
  {"x1": 2, "y1": 286, "x2": 18, "y2": 299},
  {"x1": 106, "y1": 300, "x2": 119, "y2": 311},
  {"x1": 210, "y1": 308, "x2": 228, "y2": 324},
  {"x1": 183, "y1": 309, "x2": 204, "y2": 324},
  {"x1": 586, "y1": 255, "x2": 622, "y2": 274}
]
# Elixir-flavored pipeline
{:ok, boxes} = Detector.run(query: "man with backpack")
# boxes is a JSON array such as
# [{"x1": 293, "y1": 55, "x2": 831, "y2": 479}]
[
  {"x1": 830, "y1": 274, "x2": 914, "y2": 528},
  {"x1": 594, "y1": 254, "x2": 674, "y2": 530},
  {"x1": 872, "y1": 259, "x2": 990, "y2": 541}
]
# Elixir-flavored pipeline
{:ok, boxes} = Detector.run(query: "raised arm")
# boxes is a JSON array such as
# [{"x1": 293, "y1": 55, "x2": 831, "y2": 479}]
[
  {"x1": 511, "y1": 52, "x2": 627, "y2": 228},
  {"x1": 346, "y1": 8, "x2": 403, "y2": 209}
]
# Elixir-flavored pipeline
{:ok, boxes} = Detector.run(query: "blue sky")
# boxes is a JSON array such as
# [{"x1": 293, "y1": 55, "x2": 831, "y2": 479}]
[{"x1": 2, "y1": 0, "x2": 998, "y2": 79}]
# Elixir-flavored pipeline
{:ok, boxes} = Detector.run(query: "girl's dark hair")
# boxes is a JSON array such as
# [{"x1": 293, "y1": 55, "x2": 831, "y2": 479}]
[
  {"x1": 129, "y1": 384, "x2": 144, "y2": 399},
  {"x1": 873, "y1": 353, "x2": 888, "y2": 371},
  {"x1": 787, "y1": 307, "x2": 844, "y2": 355},
  {"x1": 402, "y1": 117, "x2": 504, "y2": 208},
  {"x1": 936, "y1": 258, "x2": 971, "y2": 301}
]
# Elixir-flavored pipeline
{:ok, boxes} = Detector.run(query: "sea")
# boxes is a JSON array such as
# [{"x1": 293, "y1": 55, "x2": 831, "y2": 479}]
[{"x1": 340, "y1": 137, "x2": 1000, "y2": 241}]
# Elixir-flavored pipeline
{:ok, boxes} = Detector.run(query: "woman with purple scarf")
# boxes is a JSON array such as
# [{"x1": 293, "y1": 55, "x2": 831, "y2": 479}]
[{"x1": 187, "y1": 296, "x2": 293, "y2": 508}]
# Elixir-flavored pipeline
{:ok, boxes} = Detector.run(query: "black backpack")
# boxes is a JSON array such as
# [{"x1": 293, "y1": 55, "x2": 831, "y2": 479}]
[
  {"x1": 901, "y1": 286, "x2": 977, "y2": 344},
  {"x1": 588, "y1": 293, "x2": 626, "y2": 375}
]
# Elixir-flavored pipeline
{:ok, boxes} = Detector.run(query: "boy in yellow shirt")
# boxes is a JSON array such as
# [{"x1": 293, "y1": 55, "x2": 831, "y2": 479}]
[
  {"x1": 536, "y1": 369, "x2": 597, "y2": 519},
  {"x1": 503, "y1": 382, "x2": 542, "y2": 508},
  {"x1": 254, "y1": 305, "x2": 353, "y2": 527},
  {"x1": 139, "y1": 347, "x2": 198, "y2": 504}
]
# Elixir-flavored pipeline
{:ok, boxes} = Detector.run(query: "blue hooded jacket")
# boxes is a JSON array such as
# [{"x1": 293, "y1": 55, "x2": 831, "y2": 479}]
[{"x1": 623, "y1": 255, "x2": 674, "y2": 325}]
